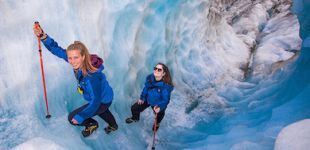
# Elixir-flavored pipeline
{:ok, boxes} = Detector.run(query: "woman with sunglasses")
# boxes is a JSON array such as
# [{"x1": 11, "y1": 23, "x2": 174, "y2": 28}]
[
  {"x1": 33, "y1": 24, "x2": 118, "y2": 137},
  {"x1": 126, "y1": 63, "x2": 174, "y2": 131}
]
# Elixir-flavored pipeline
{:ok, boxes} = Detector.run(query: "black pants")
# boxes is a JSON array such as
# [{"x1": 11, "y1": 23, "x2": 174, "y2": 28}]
[
  {"x1": 131, "y1": 102, "x2": 165, "y2": 124},
  {"x1": 68, "y1": 103, "x2": 118, "y2": 128}
]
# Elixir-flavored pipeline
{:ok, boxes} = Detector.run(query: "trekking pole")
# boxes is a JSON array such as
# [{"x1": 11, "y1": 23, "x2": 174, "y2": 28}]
[
  {"x1": 34, "y1": 21, "x2": 51, "y2": 119},
  {"x1": 151, "y1": 113, "x2": 158, "y2": 150}
]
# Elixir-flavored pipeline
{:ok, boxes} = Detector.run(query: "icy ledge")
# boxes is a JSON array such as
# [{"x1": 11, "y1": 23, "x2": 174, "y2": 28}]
[
  {"x1": 275, "y1": 119, "x2": 310, "y2": 150},
  {"x1": 12, "y1": 137, "x2": 65, "y2": 150}
]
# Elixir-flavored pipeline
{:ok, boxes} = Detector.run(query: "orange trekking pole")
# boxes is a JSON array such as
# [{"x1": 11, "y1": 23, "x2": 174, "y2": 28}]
[
  {"x1": 34, "y1": 21, "x2": 51, "y2": 119},
  {"x1": 151, "y1": 113, "x2": 158, "y2": 150}
]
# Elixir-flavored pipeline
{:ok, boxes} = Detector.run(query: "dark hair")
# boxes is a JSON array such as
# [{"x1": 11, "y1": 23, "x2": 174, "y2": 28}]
[
  {"x1": 67, "y1": 41, "x2": 97, "y2": 76},
  {"x1": 156, "y1": 63, "x2": 173, "y2": 86}
]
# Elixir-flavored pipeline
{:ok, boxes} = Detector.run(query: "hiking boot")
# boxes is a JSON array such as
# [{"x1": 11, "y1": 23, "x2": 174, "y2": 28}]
[
  {"x1": 104, "y1": 125, "x2": 118, "y2": 134},
  {"x1": 152, "y1": 123, "x2": 160, "y2": 131},
  {"x1": 81, "y1": 124, "x2": 98, "y2": 137},
  {"x1": 125, "y1": 117, "x2": 139, "y2": 124}
]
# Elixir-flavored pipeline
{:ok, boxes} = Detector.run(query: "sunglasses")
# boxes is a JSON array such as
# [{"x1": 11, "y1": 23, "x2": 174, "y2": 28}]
[{"x1": 153, "y1": 67, "x2": 163, "y2": 72}]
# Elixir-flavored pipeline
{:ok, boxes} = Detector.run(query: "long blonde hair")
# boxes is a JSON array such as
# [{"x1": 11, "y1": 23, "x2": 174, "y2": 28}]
[{"x1": 67, "y1": 41, "x2": 97, "y2": 76}]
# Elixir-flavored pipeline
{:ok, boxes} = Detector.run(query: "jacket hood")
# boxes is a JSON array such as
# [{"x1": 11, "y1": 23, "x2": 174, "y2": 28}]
[
  {"x1": 91, "y1": 54, "x2": 104, "y2": 72},
  {"x1": 91, "y1": 54, "x2": 103, "y2": 67},
  {"x1": 148, "y1": 74, "x2": 174, "y2": 91}
]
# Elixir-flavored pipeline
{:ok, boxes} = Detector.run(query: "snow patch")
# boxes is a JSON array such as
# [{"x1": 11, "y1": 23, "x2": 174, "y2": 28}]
[
  {"x1": 275, "y1": 119, "x2": 310, "y2": 150},
  {"x1": 12, "y1": 137, "x2": 65, "y2": 150}
]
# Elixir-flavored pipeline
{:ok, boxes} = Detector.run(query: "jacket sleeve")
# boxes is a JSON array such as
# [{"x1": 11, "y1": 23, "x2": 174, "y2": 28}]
[
  {"x1": 74, "y1": 77, "x2": 102, "y2": 124},
  {"x1": 140, "y1": 87, "x2": 148, "y2": 101},
  {"x1": 157, "y1": 87, "x2": 173, "y2": 111},
  {"x1": 139, "y1": 76, "x2": 150, "y2": 101},
  {"x1": 42, "y1": 35, "x2": 68, "y2": 62}
]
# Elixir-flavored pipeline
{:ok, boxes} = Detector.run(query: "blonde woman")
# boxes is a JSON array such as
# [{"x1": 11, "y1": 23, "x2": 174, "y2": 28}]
[{"x1": 33, "y1": 25, "x2": 118, "y2": 137}]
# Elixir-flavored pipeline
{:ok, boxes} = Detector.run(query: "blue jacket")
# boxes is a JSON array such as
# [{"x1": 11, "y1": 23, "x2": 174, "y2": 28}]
[
  {"x1": 140, "y1": 74, "x2": 174, "y2": 110},
  {"x1": 42, "y1": 35, "x2": 114, "y2": 124}
]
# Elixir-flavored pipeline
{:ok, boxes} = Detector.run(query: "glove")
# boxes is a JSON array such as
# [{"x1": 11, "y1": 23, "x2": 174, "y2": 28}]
[{"x1": 33, "y1": 22, "x2": 47, "y2": 40}]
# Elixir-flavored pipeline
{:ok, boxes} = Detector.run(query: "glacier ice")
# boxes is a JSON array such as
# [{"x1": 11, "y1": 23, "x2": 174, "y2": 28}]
[{"x1": 0, "y1": 0, "x2": 309, "y2": 149}]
